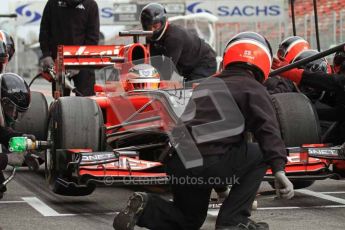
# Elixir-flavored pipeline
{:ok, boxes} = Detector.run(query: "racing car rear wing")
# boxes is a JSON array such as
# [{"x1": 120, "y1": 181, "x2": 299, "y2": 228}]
[
  {"x1": 57, "y1": 45, "x2": 126, "y2": 70},
  {"x1": 56, "y1": 30, "x2": 153, "y2": 70}
]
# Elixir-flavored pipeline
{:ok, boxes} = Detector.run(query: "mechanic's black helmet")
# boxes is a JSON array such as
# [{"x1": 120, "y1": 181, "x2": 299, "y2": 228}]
[
  {"x1": 140, "y1": 3, "x2": 168, "y2": 41},
  {"x1": 0, "y1": 73, "x2": 31, "y2": 113},
  {"x1": 292, "y1": 49, "x2": 330, "y2": 73},
  {"x1": 292, "y1": 50, "x2": 330, "y2": 102},
  {"x1": 0, "y1": 30, "x2": 15, "y2": 62},
  {"x1": 333, "y1": 50, "x2": 345, "y2": 74}
]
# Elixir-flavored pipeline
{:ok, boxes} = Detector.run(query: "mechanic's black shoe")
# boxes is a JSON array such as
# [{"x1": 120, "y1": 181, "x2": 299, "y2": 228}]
[
  {"x1": 216, "y1": 219, "x2": 269, "y2": 230},
  {"x1": 113, "y1": 192, "x2": 148, "y2": 230}
]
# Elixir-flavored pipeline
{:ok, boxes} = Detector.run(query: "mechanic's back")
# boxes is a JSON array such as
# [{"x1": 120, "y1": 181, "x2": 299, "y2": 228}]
[{"x1": 140, "y1": 3, "x2": 217, "y2": 81}]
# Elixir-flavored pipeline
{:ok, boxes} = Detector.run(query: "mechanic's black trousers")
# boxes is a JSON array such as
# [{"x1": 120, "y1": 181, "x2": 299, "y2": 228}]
[{"x1": 137, "y1": 142, "x2": 268, "y2": 230}]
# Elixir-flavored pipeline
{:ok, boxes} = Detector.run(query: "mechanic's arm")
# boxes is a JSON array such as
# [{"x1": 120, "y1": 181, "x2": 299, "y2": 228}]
[
  {"x1": 272, "y1": 57, "x2": 345, "y2": 90},
  {"x1": 0, "y1": 126, "x2": 23, "y2": 149},
  {"x1": 243, "y1": 87, "x2": 294, "y2": 199},
  {"x1": 300, "y1": 71, "x2": 345, "y2": 92},
  {"x1": 274, "y1": 68, "x2": 345, "y2": 91},
  {"x1": 244, "y1": 87, "x2": 288, "y2": 174},
  {"x1": 164, "y1": 36, "x2": 184, "y2": 66},
  {"x1": 85, "y1": 0, "x2": 100, "y2": 45},
  {"x1": 39, "y1": 1, "x2": 52, "y2": 57}
]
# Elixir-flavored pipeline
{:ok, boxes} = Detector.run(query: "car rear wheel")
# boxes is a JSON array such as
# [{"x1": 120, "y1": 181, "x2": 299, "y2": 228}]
[
  {"x1": 45, "y1": 97, "x2": 104, "y2": 196},
  {"x1": 271, "y1": 93, "x2": 321, "y2": 189}
]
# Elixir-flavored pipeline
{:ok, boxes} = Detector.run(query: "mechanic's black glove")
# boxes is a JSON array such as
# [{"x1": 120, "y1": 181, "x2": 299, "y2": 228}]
[
  {"x1": 274, "y1": 171, "x2": 294, "y2": 199},
  {"x1": 22, "y1": 134, "x2": 36, "y2": 142},
  {"x1": 21, "y1": 134, "x2": 39, "y2": 171},
  {"x1": 66, "y1": 69, "x2": 80, "y2": 78},
  {"x1": 40, "y1": 56, "x2": 54, "y2": 71}
]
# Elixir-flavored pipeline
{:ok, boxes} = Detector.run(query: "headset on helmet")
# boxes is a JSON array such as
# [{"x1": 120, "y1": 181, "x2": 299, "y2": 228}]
[
  {"x1": 0, "y1": 73, "x2": 30, "y2": 120},
  {"x1": 125, "y1": 64, "x2": 160, "y2": 91},
  {"x1": 0, "y1": 30, "x2": 15, "y2": 62},
  {"x1": 292, "y1": 49, "x2": 330, "y2": 73},
  {"x1": 333, "y1": 50, "x2": 345, "y2": 74},
  {"x1": 277, "y1": 36, "x2": 310, "y2": 63},
  {"x1": 222, "y1": 31, "x2": 273, "y2": 82},
  {"x1": 140, "y1": 3, "x2": 168, "y2": 41}
]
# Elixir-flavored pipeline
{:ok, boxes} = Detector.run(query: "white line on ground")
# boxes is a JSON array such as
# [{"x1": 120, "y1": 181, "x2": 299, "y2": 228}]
[
  {"x1": 298, "y1": 189, "x2": 345, "y2": 205},
  {"x1": 207, "y1": 205, "x2": 345, "y2": 216},
  {"x1": 257, "y1": 205, "x2": 345, "y2": 210},
  {"x1": 22, "y1": 197, "x2": 75, "y2": 217},
  {"x1": 321, "y1": 191, "x2": 345, "y2": 194},
  {"x1": 0, "y1": 200, "x2": 26, "y2": 204}
]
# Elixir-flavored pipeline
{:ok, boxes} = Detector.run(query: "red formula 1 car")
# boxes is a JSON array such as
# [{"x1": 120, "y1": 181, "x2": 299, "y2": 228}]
[{"x1": 14, "y1": 30, "x2": 344, "y2": 196}]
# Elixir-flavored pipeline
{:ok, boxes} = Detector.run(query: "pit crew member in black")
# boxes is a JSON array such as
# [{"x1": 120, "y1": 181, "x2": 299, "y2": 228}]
[
  {"x1": 140, "y1": 3, "x2": 217, "y2": 82},
  {"x1": 272, "y1": 51, "x2": 345, "y2": 144},
  {"x1": 39, "y1": 0, "x2": 100, "y2": 96},
  {"x1": 0, "y1": 73, "x2": 35, "y2": 199},
  {"x1": 113, "y1": 32, "x2": 293, "y2": 230}
]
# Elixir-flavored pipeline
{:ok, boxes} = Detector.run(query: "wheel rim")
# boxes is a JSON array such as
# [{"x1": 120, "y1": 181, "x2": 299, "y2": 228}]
[{"x1": 45, "y1": 119, "x2": 55, "y2": 185}]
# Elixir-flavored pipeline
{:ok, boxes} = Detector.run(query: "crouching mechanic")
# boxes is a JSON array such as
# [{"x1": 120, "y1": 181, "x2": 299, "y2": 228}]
[
  {"x1": 0, "y1": 71, "x2": 35, "y2": 198},
  {"x1": 140, "y1": 3, "x2": 217, "y2": 82},
  {"x1": 113, "y1": 32, "x2": 294, "y2": 230}
]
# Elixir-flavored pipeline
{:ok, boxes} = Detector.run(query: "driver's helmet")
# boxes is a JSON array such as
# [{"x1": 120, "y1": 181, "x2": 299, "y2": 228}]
[
  {"x1": 125, "y1": 64, "x2": 160, "y2": 91},
  {"x1": 140, "y1": 3, "x2": 168, "y2": 41},
  {"x1": 333, "y1": 50, "x2": 345, "y2": 74},
  {"x1": 277, "y1": 36, "x2": 310, "y2": 63},
  {"x1": 0, "y1": 73, "x2": 30, "y2": 121}
]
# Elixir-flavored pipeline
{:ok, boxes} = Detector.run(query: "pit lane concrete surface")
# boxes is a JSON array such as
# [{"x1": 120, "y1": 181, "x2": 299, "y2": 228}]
[{"x1": 1, "y1": 167, "x2": 345, "y2": 230}]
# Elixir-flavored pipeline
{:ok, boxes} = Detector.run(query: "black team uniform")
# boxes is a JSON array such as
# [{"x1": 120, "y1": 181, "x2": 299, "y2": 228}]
[
  {"x1": 39, "y1": 0, "x2": 100, "y2": 96},
  {"x1": 149, "y1": 23, "x2": 217, "y2": 81}
]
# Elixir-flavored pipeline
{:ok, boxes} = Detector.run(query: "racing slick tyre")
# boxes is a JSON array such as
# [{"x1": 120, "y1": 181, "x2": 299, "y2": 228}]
[
  {"x1": 14, "y1": 91, "x2": 48, "y2": 164},
  {"x1": 46, "y1": 97, "x2": 104, "y2": 196},
  {"x1": 271, "y1": 93, "x2": 321, "y2": 189},
  {"x1": 14, "y1": 91, "x2": 48, "y2": 140}
]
